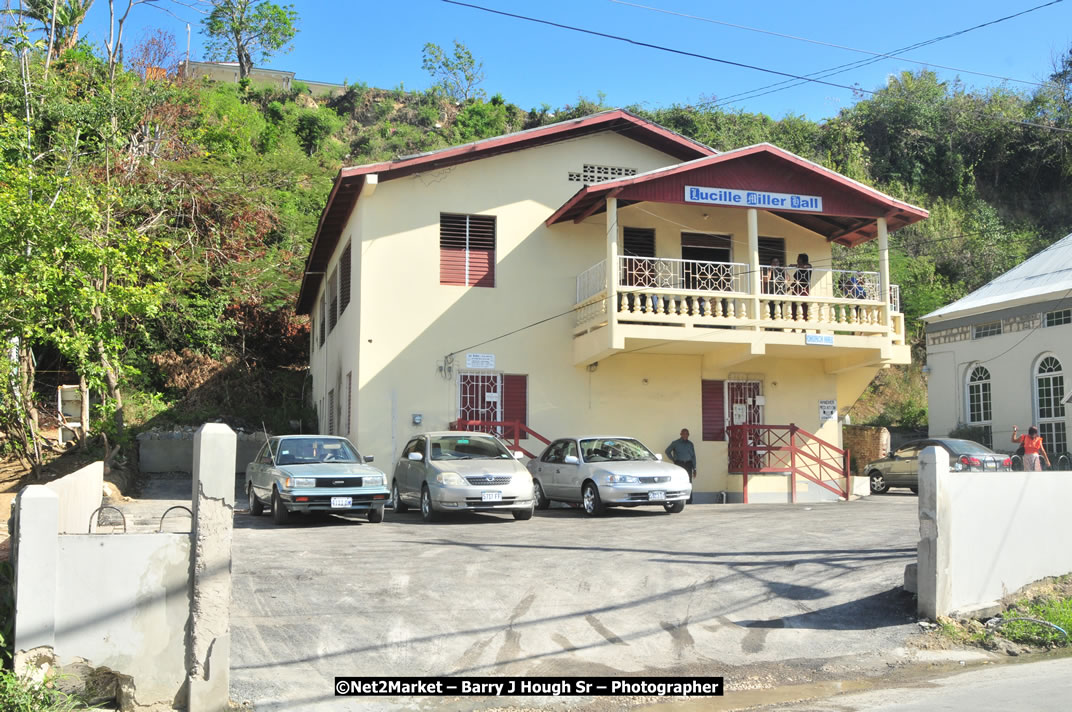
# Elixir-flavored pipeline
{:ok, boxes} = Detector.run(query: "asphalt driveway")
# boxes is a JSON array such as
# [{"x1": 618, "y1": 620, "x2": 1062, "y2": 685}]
[{"x1": 228, "y1": 493, "x2": 922, "y2": 710}]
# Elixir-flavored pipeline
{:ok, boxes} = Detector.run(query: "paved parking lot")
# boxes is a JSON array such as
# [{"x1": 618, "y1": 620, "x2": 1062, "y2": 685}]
[{"x1": 229, "y1": 493, "x2": 922, "y2": 711}]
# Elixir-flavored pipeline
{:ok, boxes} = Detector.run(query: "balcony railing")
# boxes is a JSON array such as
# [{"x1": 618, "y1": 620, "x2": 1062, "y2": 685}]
[{"x1": 574, "y1": 256, "x2": 903, "y2": 339}]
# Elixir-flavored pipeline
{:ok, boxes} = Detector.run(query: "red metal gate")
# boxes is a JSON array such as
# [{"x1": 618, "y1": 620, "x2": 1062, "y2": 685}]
[{"x1": 728, "y1": 424, "x2": 850, "y2": 503}]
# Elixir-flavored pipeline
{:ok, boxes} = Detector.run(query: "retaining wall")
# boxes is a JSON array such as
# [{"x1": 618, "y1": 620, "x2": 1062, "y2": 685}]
[
  {"x1": 915, "y1": 446, "x2": 1072, "y2": 618},
  {"x1": 138, "y1": 429, "x2": 263, "y2": 474},
  {"x1": 842, "y1": 425, "x2": 890, "y2": 475}
]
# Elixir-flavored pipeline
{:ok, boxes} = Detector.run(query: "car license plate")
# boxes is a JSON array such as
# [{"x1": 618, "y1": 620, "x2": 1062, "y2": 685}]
[
  {"x1": 648, "y1": 490, "x2": 666, "y2": 501},
  {"x1": 330, "y1": 497, "x2": 352, "y2": 509},
  {"x1": 481, "y1": 491, "x2": 502, "y2": 502}
]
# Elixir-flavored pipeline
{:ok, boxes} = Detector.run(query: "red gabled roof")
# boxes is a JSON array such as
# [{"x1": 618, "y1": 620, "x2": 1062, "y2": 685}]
[
  {"x1": 296, "y1": 109, "x2": 716, "y2": 313},
  {"x1": 547, "y1": 143, "x2": 928, "y2": 245}
]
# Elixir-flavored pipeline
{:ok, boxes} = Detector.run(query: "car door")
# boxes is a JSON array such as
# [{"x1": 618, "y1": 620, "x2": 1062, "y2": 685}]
[
  {"x1": 535, "y1": 441, "x2": 566, "y2": 497},
  {"x1": 889, "y1": 443, "x2": 922, "y2": 486},
  {"x1": 394, "y1": 438, "x2": 418, "y2": 501},
  {"x1": 250, "y1": 439, "x2": 276, "y2": 498},
  {"x1": 554, "y1": 440, "x2": 582, "y2": 500}
]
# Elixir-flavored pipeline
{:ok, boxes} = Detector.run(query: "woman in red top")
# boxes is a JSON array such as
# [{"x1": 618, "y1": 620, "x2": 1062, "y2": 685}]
[{"x1": 1011, "y1": 425, "x2": 1051, "y2": 471}]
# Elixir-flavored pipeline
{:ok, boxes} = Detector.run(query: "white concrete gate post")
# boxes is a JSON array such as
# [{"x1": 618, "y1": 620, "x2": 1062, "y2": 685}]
[
  {"x1": 12, "y1": 486, "x2": 60, "y2": 670},
  {"x1": 916, "y1": 446, "x2": 950, "y2": 619},
  {"x1": 187, "y1": 424, "x2": 236, "y2": 712}
]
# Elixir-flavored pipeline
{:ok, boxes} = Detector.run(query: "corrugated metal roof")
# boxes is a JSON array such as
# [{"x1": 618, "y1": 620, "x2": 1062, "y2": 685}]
[{"x1": 923, "y1": 232, "x2": 1072, "y2": 322}]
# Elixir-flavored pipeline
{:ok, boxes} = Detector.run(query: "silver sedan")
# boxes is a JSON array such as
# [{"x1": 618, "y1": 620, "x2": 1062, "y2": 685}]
[
  {"x1": 527, "y1": 436, "x2": 692, "y2": 516},
  {"x1": 391, "y1": 431, "x2": 535, "y2": 522}
]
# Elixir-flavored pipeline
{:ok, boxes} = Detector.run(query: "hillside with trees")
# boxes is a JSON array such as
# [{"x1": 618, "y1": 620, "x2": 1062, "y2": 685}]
[{"x1": 2, "y1": 4, "x2": 1071, "y2": 475}]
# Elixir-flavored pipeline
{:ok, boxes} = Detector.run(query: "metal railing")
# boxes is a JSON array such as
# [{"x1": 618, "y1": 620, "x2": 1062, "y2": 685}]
[
  {"x1": 449, "y1": 419, "x2": 552, "y2": 460},
  {"x1": 576, "y1": 259, "x2": 607, "y2": 304},
  {"x1": 728, "y1": 424, "x2": 850, "y2": 502},
  {"x1": 620, "y1": 256, "x2": 749, "y2": 293}
]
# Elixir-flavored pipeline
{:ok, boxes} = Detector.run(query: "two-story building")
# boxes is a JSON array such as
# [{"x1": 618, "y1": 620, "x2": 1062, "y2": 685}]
[
  {"x1": 297, "y1": 109, "x2": 927, "y2": 503},
  {"x1": 924, "y1": 232, "x2": 1072, "y2": 462}
]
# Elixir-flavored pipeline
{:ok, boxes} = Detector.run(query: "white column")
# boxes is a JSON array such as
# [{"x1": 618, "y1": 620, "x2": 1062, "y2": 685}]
[
  {"x1": 188, "y1": 423, "x2": 236, "y2": 712},
  {"x1": 607, "y1": 197, "x2": 619, "y2": 344},
  {"x1": 877, "y1": 216, "x2": 891, "y2": 327},
  {"x1": 747, "y1": 208, "x2": 760, "y2": 327},
  {"x1": 13, "y1": 486, "x2": 59, "y2": 670}
]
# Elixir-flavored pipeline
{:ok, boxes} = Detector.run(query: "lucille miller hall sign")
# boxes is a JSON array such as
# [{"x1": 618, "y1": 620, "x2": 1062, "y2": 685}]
[{"x1": 684, "y1": 186, "x2": 823, "y2": 212}]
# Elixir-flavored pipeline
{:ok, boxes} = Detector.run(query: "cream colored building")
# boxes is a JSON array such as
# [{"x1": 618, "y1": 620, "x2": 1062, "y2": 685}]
[
  {"x1": 182, "y1": 60, "x2": 345, "y2": 96},
  {"x1": 924, "y1": 233, "x2": 1072, "y2": 462},
  {"x1": 297, "y1": 110, "x2": 926, "y2": 503}
]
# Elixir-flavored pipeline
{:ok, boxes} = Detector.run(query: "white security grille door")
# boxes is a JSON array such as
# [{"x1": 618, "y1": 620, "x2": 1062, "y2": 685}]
[
  {"x1": 458, "y1": 371, "x2": 503, "y2": 431},
  {"x1": 728, "y1": 381, "x2": 763, "y2": 425}
]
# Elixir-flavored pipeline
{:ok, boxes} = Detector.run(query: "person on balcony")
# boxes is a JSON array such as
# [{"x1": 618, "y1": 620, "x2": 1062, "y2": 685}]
[
  {"x1": 791, "y1": 253, "x2": 812, "y2": 321},
  {"x1": 1012, "y1": 425, "x2": 1051, "y2": 471},
  {"x1": 762, "y1": 258, "x2": 788, "y2": 295},
  {"x1": 666, "y1": 428, "x2": 697, "y2": 503}
]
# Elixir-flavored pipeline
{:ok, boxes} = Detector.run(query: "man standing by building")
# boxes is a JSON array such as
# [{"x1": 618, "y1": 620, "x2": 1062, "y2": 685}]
[{"x1": 666, "y1": 428, "x2": 696, "y2": 503}]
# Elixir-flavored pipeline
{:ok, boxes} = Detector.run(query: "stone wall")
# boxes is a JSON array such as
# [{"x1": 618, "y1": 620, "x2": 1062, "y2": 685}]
[
  {"x1": 138, "y1": 427, "x2": 264, "y2": 474},
  {"x1": 842, "y1": 425, "x2": 890, "y2": 475}
]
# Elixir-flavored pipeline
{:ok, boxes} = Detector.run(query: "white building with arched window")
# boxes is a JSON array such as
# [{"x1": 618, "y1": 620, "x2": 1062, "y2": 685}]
[{"x1": 924, "y1": 233, "x2": 1072, "y2": 460}]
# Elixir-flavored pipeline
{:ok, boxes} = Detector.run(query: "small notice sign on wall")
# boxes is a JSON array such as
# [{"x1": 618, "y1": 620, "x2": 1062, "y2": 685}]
[
  {"x1": 465, "y1": 353, "x2": 495, "y2": 369},
  {"x1": 819, "y1": 399, "x2": 837, "y2": 423}
]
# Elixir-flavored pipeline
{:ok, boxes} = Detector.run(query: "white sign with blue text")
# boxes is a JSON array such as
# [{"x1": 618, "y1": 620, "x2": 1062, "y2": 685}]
[
  {"x1": 685, "y1": 186, "x2": 823, "y2": 212},
  {"x1": 805, "y1": 334, "x2": 834, "y2": 346}
]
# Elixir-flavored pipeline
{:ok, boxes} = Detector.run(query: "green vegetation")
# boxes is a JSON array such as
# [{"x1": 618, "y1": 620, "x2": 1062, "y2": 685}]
[
  {"x1": 1, "y1": 2, "x2": 1071, "y2": 468},
  {"x1": 0, "y1": 668, "x2": 91, "y2": 712},
  {"x1": 202, "y1": 0, "x2": 299, "y2": 79},
  {"x1": 999, "y1": 596, "x2": 1072, "y2": 648}
]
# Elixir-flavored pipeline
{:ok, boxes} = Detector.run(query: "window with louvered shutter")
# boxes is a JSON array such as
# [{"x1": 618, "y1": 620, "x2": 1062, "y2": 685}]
[
  {"x1": 340, "y1": 242, "x2": 352, "y2": 314},
  {"x1": 503, "y1": 374, "x2": 528, "y2": 440},
  {"x1": 345, "y1": 371, "x2": 352, "y2": 435},
  {"x1": 318, "y1": 294, "x2": 326, "y2": 347},
  {"x1": 440, "y1": 213, "x2": 496, "y2": 287},
  {"x1": 622, "y1": 227, "x2": 655, "y2": 257},
  {"x1": 328, "y1": 266, "x2": 339, "y2": 332},
  {"x1": 327, "y1": 389, "x2": 335, "y2": 435},
  {"x1": 702, "y1": 380, "x2": 726, "y2": 441}
]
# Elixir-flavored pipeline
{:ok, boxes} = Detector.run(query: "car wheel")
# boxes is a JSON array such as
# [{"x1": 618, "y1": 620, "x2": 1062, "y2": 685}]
[
  {"x1": 664, "y1": 500, "x2": 685, "y2": 514},
  {"x1": 582, "y1": 481, "x2": 604, "y2": 517},
  {"x1": 367, "y1": 506, "x2": 384, "y2": 523},
  {"x1": 533, "y1": 480, "x2": 550, "y2": 510},
  {"x1": 392, "y1": 481, "x2": 408, "y2": 513},
  {"x1": 869, "y1": 471, "x2": 890, "y2": 494},
  {"x1": 248, "y1": 483, "x2": 264, "y2": 516},
  {"x1": 271, "y1": 488, "x2": 290, "y2": 525},
  {"x1": 513, "y1": 501, "x2": 534, "y2": 520},
  {"x1": 420, "y1": 486, "x2": 438, "y2": 523}
]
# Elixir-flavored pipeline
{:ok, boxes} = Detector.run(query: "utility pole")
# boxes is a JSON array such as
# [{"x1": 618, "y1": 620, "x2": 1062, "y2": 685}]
[{"x1": 185, "y1": 23, "x2": 190, "y2": 75}]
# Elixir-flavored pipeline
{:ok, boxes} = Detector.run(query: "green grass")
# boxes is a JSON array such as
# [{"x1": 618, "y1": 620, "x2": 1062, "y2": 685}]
[
  {"x1": 999, "y1": 597, "x2": 1072, "y2": 647},
  {"x1": 0, "y1": 668, "x2": 92, "y2": 712}
]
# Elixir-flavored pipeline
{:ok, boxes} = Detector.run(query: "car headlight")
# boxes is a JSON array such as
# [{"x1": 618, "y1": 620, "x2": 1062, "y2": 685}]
[
  {"x1": 363, "y1": 475, "x2": 384, "y2": 487},
  {"x1": 607, "y1": 474, "x2": 640, "y2": 484},
  {"x1": 286, "y1": 477, "x2": 316, "y2": 488},
  {"x1": 435, "y1": 471, "x2": 466, "y2": 486}
]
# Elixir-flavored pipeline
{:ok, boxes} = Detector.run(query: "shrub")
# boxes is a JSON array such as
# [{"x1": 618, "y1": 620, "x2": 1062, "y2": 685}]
[{"x1": 0, "y1": 668, "x2": 89, "y2": 712}]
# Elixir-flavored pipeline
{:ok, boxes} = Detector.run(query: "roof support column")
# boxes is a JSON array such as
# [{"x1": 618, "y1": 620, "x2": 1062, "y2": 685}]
[
  {"x1": 747, "y1": 208, "x2": 760, "y2": 329},
  {"x1": 878, "y1": 216, "x2": 891, "y2": 328},
  {"x1": 607, "y1": 197, "x2": 621, "y2": 348}
]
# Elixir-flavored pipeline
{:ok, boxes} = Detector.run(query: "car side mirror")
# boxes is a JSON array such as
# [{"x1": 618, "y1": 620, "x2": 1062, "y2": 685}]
[
  {"x1": 655, "y1": 453, "x2": 663, "y2": 461},
  {"x1": 564, "y1": 455, "x2": 580, "y2": 465},
  {"x1": 513, "y1": 451, "x2": 524, "y2": 460},
  {"x1": 364, "y1": 455, "x2": 375, "y2": 463},
  {"x1": 407, "y1": 452, "x2": 423, "y2": 461}
]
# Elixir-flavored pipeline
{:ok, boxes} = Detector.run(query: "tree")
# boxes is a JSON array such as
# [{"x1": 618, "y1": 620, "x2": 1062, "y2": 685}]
[
  {"x1": 202, "y1": 0, "x2": 298, "y2": 80},
  {"x1": 2, "y1": 0, "x2": 94, "y2": 57},
  {"x1": 422, "y1": 40, "x2": 484, "y2": 102}
]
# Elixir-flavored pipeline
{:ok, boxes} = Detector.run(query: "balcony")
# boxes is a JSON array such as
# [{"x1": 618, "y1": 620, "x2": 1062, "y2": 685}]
[{"x1": 573, "y1": 256, "x2": 907, "y2": 366}]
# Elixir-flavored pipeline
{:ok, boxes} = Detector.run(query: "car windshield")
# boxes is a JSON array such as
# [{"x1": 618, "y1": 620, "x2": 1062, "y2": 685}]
[
  {"x1": 942, "y1": 439, "x2": 996, "y2": 455},
  {"x1": 580, "y1": 438, "x2": 656, "y2": 462},
  {"x1": 275, "y1": 438, "x2": 361, "y2": 465},
  {"x1": 429, "y1": 435, "x2": 512, "y2": 460}
]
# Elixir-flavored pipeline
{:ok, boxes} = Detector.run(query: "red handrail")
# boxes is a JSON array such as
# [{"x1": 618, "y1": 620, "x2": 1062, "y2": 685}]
[
  {"x1": 448, "y1": 420, "x2": 552, "y2": 459},
  {"x1": 728, "y1": 424, "x2": 849, "y2": 503}
]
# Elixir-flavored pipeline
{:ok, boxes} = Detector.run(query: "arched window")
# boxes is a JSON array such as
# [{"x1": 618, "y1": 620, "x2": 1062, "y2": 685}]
[
  {"x1": 1035, "y1": 356, "x2": 1067, "y2": 457},
  {"x1": 967, "y1": 365, "x2": 992, "y2": 447}
]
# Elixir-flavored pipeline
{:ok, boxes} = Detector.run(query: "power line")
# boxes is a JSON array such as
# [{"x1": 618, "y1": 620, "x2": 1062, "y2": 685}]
[
  {"x1": 441, "y1": 0, "x2": 878, "y2": 96},
  {"x1": 609, "y1": 0, "x2": 1057, "y2": 90}
]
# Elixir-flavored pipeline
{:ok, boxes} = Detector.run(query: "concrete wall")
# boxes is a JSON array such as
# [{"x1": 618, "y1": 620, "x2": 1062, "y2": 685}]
[
  {"x1": 43, "y1": 461, "x2": 102, "y2": 533},
  {"x1": 138, "y1": 429, "x2": 264, "y2": 474},
  {"x1": 14, "y1": 424, "x2": 236, "y2": 712},
  {"x1": 916, "y1": 446, "x2": 1072, "y2": 618}
]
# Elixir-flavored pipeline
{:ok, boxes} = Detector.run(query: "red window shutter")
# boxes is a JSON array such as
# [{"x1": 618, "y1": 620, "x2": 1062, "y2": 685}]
[
  {"x1": 440, "y1": 213, "x2": 495, "y2": 287},
  {"x1": 503, "y1": 374, "x2": 528, "y2": 440},
  {"x1": 702, "y1": 380, "x2": 725, "y2": 441},
  {"x1": 340, "y1": 242, "x2": 352, "y2": 313}
]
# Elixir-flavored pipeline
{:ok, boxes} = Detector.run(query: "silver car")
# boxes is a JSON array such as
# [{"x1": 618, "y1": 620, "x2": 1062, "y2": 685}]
[
  {"x1": 246, "y1": 435, "x2": 390, "y2": 524},
  {"x1": 528, "y1": 436, "x2": 692, "y2": 516},
  {"x1": 391, "y1": 431, "x2": 535, "y2": 522}
]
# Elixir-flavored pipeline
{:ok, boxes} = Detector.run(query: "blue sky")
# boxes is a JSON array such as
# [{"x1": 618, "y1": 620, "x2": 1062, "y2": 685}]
[{"x1": 78, "y1": 0, "x2": 1072, "y2": 121}]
